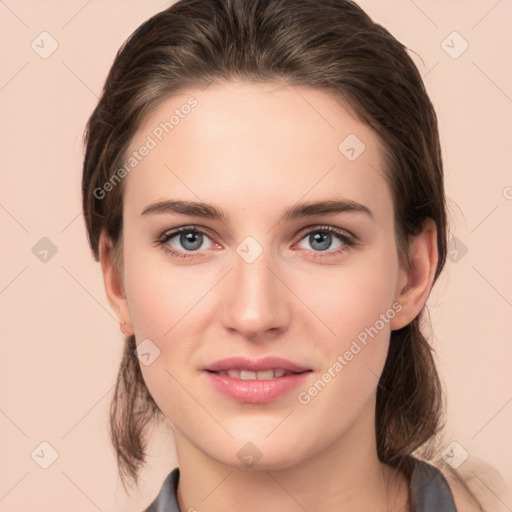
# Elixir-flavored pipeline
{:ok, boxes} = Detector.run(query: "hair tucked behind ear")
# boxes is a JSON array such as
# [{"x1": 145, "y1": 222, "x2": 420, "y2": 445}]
[
  {"x1": 378, "y1": 319, "x2": 444, "y2": 464},
  {"x1": 81, "y1": 0, "x2": 498, "y2": 505},
  {"x1": 109, "y1": 334, "x2": 162, "y2": 492}
]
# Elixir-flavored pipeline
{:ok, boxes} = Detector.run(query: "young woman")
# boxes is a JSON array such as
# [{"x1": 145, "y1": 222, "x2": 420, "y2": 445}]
[{"x1": 81, "y1": 1, "x2": 501, "y2": 510}]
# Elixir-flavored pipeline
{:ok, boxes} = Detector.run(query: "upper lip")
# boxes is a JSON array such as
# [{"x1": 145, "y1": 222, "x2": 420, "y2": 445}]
[{"x1": 204, "y1": 356, "x2": 311, "y2": 373}]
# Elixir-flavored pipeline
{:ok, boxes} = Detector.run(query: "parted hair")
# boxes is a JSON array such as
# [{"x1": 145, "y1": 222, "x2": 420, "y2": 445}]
[{"x1": 81, "y1": 0, "x2": 488, "y2": 506}]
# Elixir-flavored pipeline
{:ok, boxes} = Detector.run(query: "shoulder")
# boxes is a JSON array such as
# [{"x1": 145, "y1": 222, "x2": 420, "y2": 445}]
[{"x1": 436, "y1": 457, "x2": 511, "y2": 512}]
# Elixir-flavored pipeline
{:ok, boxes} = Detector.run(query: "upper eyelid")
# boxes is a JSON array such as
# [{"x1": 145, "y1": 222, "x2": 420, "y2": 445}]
[{"x1": 296, "y1": 224, "x2": 354, "y2": 239}]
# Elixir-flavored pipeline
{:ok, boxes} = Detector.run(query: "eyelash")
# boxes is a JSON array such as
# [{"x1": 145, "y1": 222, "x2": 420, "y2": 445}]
[{"x1": 154, "y1": 225, "x2": 357, "y2": 261}]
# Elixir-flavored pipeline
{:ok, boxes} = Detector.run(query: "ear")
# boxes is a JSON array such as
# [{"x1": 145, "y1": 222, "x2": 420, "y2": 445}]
[
  {"x1": 390, "y1": 218, "x2": 439, "y2": 331},
  {"x1": 98, "y1": 231, "x2": 134, "y2": 336}
]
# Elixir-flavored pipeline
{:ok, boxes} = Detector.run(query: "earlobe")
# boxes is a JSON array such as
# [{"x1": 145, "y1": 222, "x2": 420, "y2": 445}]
[
  {"x1": 120, "y1": 320, "x2": 133, "y2": 336},
  {"x1": 390, "y1": 218, "x2": 439, "y2": 331},
  {"x1": 98, "y1": 231, "x2": 134, "y2": 336}
]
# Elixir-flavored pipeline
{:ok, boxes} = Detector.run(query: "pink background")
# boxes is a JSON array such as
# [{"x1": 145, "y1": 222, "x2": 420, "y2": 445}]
[{"x1": 1, "y1": 0, "x2": 511, "y2": 510}]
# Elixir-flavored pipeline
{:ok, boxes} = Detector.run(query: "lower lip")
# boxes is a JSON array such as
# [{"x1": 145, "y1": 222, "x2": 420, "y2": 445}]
[{"x1": 203, "y1": 371, "x2": 311, "y2": 403}]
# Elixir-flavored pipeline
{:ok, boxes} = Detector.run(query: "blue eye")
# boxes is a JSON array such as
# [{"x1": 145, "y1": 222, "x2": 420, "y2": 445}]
[
  {"x1": 155, "y1": 225, "x2": 356, "y2": 260},
  {"x1": 296, "y1": 227, "x2": 355, "y2": 256},
  {"x1": 155, "y1": 226, "x2": 216, "y2": 259}
]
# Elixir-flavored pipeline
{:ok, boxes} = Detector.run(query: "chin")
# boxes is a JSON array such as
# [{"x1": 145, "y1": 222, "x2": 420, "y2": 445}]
[{"x1": 203, "y1": 437, "x2": 310, "y2": 472}]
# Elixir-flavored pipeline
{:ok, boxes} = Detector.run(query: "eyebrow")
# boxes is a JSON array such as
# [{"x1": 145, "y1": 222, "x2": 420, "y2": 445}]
[{"x1": 140, "y1": 198, "x2": 374, "y2": 223}]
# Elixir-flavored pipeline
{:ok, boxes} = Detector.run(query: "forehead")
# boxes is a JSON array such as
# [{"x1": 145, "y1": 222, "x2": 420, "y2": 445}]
[{"x1": 123, "y1": 81, "x2": 393, "y2": 226}]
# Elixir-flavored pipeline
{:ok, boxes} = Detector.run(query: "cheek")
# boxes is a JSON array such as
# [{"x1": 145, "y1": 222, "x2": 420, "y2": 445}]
[
  {"x1": 123, "y1": 246, "x2": 196, "y2": 337},
  {"x1": 292, "y1": 255, "x2": 398, "y2": 398},
  {"x1": 293, "y1": 254, "x2": 398, "y2": 344},
  {"x1": 295, "y1": 284, "x2": 393, "y2": 435},
  {"x1": 122, "y1": 251, "x2": 207, "y2": 404}
]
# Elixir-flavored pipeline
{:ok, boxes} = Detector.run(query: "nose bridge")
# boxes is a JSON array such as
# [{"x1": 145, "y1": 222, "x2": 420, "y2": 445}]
[{"x1": 221, "y1": 238, "x2": 289, "y2": 338}]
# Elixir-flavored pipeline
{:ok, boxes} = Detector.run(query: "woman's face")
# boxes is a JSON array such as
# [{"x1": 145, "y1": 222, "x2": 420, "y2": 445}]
[{"x1": 114, "y1": 81, "x2": 412, "y2": 469}]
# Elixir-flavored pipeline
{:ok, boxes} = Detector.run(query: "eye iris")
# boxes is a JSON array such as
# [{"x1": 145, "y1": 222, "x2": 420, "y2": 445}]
[
  {"x1": 310, "y1": 232, "x2": 331, "y2": 251},
  {"x1": 181, "y1": 231, "x2": 203, "y2": 250}
]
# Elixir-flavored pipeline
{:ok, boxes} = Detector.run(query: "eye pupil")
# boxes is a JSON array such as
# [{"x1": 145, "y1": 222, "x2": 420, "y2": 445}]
[
  {"x1": 310, "y1": 232, "x2": 331, "y2": 251},
  {"x1": 181, "y1": 231, "x2": 203, "y2": 250}
]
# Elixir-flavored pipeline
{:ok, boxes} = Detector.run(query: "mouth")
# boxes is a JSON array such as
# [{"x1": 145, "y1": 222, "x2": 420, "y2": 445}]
[
  {"x1": 205, "y1": 368, "x2": 309, "y2": 380},
  {"x1": 204, "y1": 356, "x2": 311, "y2": 375},
  {"x1": 202, "y1": 356, "x2": 312, "y2": 402}
]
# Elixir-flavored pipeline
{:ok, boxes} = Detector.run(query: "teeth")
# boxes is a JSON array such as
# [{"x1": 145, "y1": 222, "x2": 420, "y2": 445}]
[{"x1": 218, "y1": 368, "x2": 289, "y2": 379}]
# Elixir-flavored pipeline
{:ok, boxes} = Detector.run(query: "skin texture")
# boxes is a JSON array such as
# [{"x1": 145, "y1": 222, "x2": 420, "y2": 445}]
[{"x1": 99, "y1": 81, "x2": 439, "y2": 511}]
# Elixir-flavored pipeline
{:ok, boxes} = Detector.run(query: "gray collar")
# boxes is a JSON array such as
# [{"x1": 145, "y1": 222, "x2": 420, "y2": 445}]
[{"x1": 144, "y1": 457, "x2": 457, "y2": 511}]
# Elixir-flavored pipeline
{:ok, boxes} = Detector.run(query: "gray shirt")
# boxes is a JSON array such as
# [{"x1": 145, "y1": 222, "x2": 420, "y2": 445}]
[{"x1": 144, "y1": 456, "x2": 457, "y2": 511}]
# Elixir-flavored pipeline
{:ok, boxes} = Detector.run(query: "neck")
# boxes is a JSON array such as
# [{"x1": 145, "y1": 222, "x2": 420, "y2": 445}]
[{"x1": 173, "y1": 397, "x2": 410, "y2": 512}]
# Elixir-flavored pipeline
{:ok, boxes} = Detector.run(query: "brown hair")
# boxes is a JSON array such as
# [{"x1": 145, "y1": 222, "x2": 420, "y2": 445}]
[{"x1": 81, "y1": 0, "x2": 485, "y2": 505}]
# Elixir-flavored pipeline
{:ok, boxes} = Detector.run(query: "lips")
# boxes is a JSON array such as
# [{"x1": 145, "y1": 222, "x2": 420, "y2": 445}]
[
  {"x1": 204, "y1": 356, "x2": 311, "y2": 374},
  {"x1": 202, "y1": 356, "x2": 312, "y2": 403},
  {"x1": 215, "y1": 368, "x2": 291, "y2": 380}
]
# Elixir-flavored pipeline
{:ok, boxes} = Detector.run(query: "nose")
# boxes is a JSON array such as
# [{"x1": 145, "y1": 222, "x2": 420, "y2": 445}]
[{"x1": 221, "y1": 245, "x2": 291, "y2": 342}]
